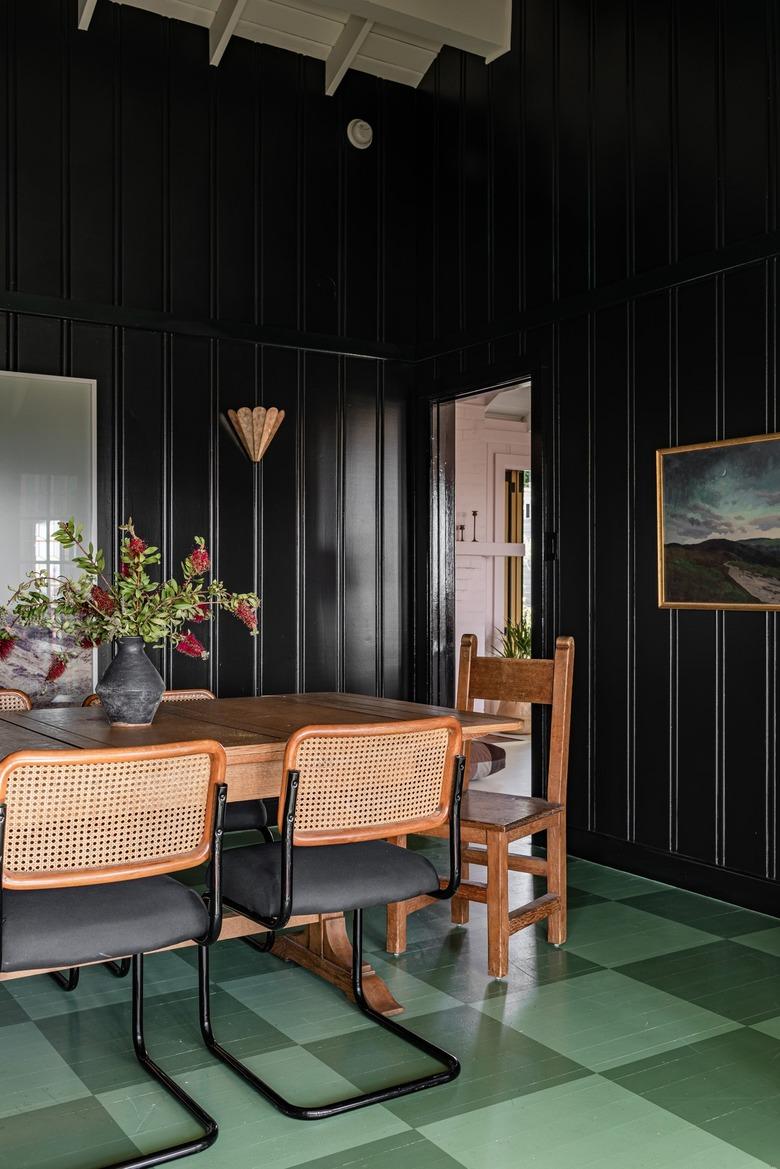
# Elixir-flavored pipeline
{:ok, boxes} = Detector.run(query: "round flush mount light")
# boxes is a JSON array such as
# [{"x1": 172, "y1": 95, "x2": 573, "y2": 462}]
[{"x1": 347, "y1": 119, "x2": 373, "y2": 149}]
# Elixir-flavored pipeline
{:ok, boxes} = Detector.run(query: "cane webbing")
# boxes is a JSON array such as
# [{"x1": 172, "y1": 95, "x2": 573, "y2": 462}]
[
  {"x1": 292, "y1": 726, "x2": 451, "y2": 837},
  {"x1": 4, "y1": 752, "x2": 212, "y2": 880},
  {"x1": 0, "y1": 691, "x2": 31, "y2": 712},
  {"x1": 83, "y1": 689, "x2": 215, "y2": 708}
]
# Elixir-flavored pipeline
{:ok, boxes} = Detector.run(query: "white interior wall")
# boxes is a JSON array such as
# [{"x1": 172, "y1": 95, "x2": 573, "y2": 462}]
[{"x1": 454, "y1": 398, "x2": 530, "y2": 658}]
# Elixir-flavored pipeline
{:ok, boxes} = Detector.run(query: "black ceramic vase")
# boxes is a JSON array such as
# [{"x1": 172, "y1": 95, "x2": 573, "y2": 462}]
[{"x1": 95, "y1": 636, "x2": 165, "y2": 726}]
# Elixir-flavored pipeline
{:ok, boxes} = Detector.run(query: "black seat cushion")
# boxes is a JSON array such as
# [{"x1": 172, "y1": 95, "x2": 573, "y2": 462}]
[
  {"x1": 1, "y1": 875, "x2": 209, "y2": 973},
  {"x1": 221, "y1": 841, "x2": 441, "y2": 917},
  {"x1": 224, "y1": 799, "x2": 279, "y2": 832}
]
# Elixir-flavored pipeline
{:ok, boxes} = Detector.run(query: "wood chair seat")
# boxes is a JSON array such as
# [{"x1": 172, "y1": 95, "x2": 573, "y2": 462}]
[{"x1": 387, "y1": 634, "x2": 574, "y2": 978}]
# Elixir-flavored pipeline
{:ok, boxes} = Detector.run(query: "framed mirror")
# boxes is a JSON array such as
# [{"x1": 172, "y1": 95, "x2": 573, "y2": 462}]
[{"x1": 0, "y1": 370, "x2": 97, "y2": 704}]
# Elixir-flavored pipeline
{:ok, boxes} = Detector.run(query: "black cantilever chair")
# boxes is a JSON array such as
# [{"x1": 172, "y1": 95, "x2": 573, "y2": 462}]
[
  {"x1": 0, "y1": 739, "x2": 229, "y2": 1169},
  {"x1": 198, "y1": 714, "x2": 466, "y2": 1120}
]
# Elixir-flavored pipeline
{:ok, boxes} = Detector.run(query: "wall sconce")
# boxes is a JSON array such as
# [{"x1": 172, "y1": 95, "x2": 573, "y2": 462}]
[{"x1": 228, "y1": 406, "x2": 285, "y2": 462}]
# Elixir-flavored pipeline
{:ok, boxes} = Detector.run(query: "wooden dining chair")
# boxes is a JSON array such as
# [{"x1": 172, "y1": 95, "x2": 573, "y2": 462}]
[
  {"x1": 386, "y1": 634, "x2": 575, "y2": 978},
  {"x1": 198, "y1": 716, "x2": 466, "y2": 1120},
  {"x1": 0, "y1": 688, "x2": 33, "y2": 712},
  {"x1": 85, "y1": 687, "x2": 275, "y2": 840},
  {"x1": 0, "y1": 738, "x2": 228, "y2": 1168}
]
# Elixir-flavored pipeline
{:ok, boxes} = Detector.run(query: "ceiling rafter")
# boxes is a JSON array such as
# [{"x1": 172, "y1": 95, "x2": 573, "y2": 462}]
[
  {"x1": 325, "y1": 15, "x2": 374, "y2": 96},
  {"x1": 209, "y1": 0, "x2": 250, "y2": 67},
  {"x1": 77, "y1": 0, "x2": 99, "y2": 30}
]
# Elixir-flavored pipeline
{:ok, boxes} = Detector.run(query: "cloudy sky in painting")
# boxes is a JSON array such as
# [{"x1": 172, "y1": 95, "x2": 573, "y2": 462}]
[{"x1": 663, "y1": 438, "x2": 780, "y2": 544}]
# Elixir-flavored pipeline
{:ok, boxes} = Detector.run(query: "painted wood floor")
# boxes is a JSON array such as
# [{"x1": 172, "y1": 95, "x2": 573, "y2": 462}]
[{"x1": 2, "y1": 841, "x2": 780, "y2": 1169}]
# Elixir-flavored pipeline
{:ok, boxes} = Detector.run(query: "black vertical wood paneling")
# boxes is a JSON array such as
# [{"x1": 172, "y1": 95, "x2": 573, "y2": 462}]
[
  {"x1": 414, "y1": 0, "x2": 780, "y2": 909},
  {"x1": 1, "y1": 0, "x2": 414, "y2": 706}
]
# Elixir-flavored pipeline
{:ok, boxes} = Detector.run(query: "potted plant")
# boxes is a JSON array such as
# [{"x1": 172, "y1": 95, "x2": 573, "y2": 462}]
[
  {"x1": 0, "y1": 517, "x2": 260, "y2": 726},
  {"x1": 491, "y1": 611, "x2": 532, "y2": 732}
]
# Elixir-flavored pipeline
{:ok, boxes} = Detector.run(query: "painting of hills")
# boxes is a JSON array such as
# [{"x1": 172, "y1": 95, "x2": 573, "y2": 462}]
[{"x1": 658, "y1": 434, "x2": 780, "y2": 609}]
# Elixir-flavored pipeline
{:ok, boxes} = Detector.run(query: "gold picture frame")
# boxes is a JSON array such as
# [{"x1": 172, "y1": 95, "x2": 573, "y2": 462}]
[{"x1": 657, "y1": 431, "x2": 780, "y2": 611}]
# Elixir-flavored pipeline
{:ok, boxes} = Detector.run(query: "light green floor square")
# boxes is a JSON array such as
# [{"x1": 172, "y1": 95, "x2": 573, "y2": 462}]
[
  {"x1": 563, "y1": 900, "x2": 716, "y2": 967},
  {"x1": 0, "y1": 1021, "x2": 92, "y2": 1118},
  {"x1": 420, "y1": 1075, "x2": 770, "y2": 1169},
  {"x1": 566, "y1": 857, "x2": 669, "y2": 900},
  {"x1": 474, "y1": 968, "x2": 741, "y2": 1070},
  {"x1": 734, "y1": 926, "x2": 780, "y2": 958},
  {"x1": 99, "y1": 1045, "x2": 409, "y2": 1169}
]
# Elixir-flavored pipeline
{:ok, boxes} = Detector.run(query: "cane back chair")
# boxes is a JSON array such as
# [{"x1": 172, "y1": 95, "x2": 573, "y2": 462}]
[
  {"x1": 0, "y1": 739, "x2": 228, "y2": 1168},
  {"x1": 0, "y1": 689, "x2": 33, "y2": 712},
  {"x1": 199, "y1": 715, "x2": 466, "y2": 1120},
  {"x1": 387, "y1": 635, "x2": 575, "y2": 977},
  {"x1": 84, "y1": 687, "x2": 274, "y2": 839}
]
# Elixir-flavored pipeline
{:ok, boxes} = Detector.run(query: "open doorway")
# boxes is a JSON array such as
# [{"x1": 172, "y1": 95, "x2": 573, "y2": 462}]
[{"x1": 452, "y1": 382, "x2": 533, "y2": 795}]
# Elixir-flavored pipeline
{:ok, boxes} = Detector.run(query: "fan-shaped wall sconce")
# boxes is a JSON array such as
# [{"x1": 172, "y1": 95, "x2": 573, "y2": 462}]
[{"x1": 228, "y1": 406, "x2": 285, "y2": 462}]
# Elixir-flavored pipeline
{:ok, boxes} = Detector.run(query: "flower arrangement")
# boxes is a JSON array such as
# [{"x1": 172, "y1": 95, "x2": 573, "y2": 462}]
[{"x1": 0, "y1": 517, "x2": 259, "y2": 682}]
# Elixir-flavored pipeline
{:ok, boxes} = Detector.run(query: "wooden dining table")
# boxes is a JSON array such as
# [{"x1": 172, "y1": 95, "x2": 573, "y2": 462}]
[{"x1": 0, "y1": 692, "x2": 523, "y2": 1014}]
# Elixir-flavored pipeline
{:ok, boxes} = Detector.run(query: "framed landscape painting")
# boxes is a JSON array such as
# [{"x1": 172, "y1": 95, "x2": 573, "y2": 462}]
[{"x1": 657, "y1": 432, "x2": 780, "y2": 610}]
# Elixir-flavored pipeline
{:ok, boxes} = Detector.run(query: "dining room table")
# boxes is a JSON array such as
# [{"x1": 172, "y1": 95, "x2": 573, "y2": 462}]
[{"x1": 0, "y1": 692, "x2": 524, "y2": 1014}]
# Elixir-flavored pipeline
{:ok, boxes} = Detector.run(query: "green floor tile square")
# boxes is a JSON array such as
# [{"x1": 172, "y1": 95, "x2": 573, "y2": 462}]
[
  {"x1": 292, "y1": 1130, "x2": 464, "y2": 1169},
  {"x1": 0, "y1": 1095, "x2": 136, "y2": 1169},
  {"x1": 419, "y1": 1074, "x2": 770, "y2": 1168},
  {"x1": 0, "y1": 1021, "x2": 91, "y2": 1118},
  {"x1": 734, "y1": 925, "x2": 780, "y2": 957},
  {"x1": 99, "y1": 1046, "x2": 409, "y2": 1169},
  {"x1": 621, "y1": 888, "x2": 778, "y2": 938},
  {"x1": 619, "y1": 939, "x2": 780, "y2": 1024},
  {"x1": 36, "y1": 984, "x2": 292, "y2": 1093},
  {"x1": 603, "y1": 1028, "x2": 780, "y2": 1166},
  {"x1": 305, "y1": 1004, "x2": 589, "y2": 1127},
  {"x1": 224, "y1": 966, "x2": 375, "y2": 1044},
  {"x1": 474, "y1": 968, "x2": 741, "y2": 1070},
  {"x1": 0, "y1": 982, "x2": 30, "y2": 1027},
  {"x1": 566, "y1": 857, "x2": 669, "y2": 900},
  {"x1": 562, "y1": 900, "x2": 715, "y2": 967}
]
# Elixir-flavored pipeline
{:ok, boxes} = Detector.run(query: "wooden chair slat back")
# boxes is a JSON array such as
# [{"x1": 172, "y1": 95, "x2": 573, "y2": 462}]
[
  {"x1": 456, "y1": 634, "x2": 575, "y2": 805},
  {"x1": 83, "y1": 688, "x2": 215, "y2": 708},
  {"x1": 0, "y1": 740, "x2": 226, "y2": 890},
  {"x1": 279, "y1": 716, "x2": 463, "y2": 846}
]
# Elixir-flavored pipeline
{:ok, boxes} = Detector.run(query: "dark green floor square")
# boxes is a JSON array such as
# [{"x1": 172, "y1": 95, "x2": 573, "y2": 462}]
[
  {"x1": 603, "y1": 1028, "x2": 780, "y2": 1166},
  {"x1": 305, "y1": 1003, "x2": 589, "y2": 1127},
  {"x1": 0, "y1": 982, "x2": 30, "y2": 1028},
  {"x1": 621, "y1": 888, "x2": 778, "y2": 938},
  {"x1": 618, "y1": 939, "x2": 780, "y2": 1024},
  {"x1": 0, "y1": 1095, "x2": 136, "y2": 1169},
  {"x1": 35, "y1": 985, "x2": 292, "y2": 1092}
]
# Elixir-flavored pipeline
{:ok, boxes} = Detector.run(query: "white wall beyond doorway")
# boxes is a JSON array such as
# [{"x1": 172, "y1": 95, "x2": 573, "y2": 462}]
[{"x1": 454, "y1": 388, "x2": 531, "y2": 659}]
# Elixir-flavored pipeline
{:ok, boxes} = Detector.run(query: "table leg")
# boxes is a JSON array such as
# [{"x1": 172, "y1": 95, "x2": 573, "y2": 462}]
[{"x1": 271, "y1": 913, "x2": 403, "y2": 1016}]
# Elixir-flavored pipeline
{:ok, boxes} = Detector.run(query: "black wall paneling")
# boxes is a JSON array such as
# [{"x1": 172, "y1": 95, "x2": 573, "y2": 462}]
[
  {"x1": 413, "y1": 0, "x2": 780, "y2": 911},
  {"x1": 0, "y1": 0, "x2": 416, "y2": 702}
]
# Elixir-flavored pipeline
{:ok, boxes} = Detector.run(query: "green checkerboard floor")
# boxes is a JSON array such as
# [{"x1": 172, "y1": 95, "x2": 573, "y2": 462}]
[{"x1": 3, "y1": 846, "x2": 780, "y2": 1169}]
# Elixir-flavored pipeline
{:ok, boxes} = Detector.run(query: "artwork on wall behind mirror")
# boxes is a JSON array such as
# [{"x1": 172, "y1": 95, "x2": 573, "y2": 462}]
[
  {"x1": 0, "y1": 371, "x2": 97, "y2": 705},
  {"x1": 657, "y1": 432, "x2": 780, "y2": 610}
]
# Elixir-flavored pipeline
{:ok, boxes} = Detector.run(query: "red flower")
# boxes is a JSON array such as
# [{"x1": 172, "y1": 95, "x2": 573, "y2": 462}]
[
  {"x1": 45, "y1": 656, "x2": 67, "y2": 683},
  {"x1": 235, "y1": 601, "x2": 257, "y2": 631},
  {"x1": 190, "y1": 547, "x2": 210, "y2": 575},
  {"x1": 78, "y1": 636, "x2": 100, "y2": 649},
  {"x1": 128, "y1": 536, "x2": 146, "y2": 557},
  {"x1": 176, "y1": 631, "x2": 208, "y2": 659},
  {"x1": 90, "y1": 585, "x2": 116, "y2": 614},
  {"x1": 120, "y1": 563, "x2": 130, "y2": 578},
  {"x1": 0, "y1": 637, "x2": 15, "y2": 661},
  {"x1": 191, "y1": 602, "x2": 210, "y2": 623}
]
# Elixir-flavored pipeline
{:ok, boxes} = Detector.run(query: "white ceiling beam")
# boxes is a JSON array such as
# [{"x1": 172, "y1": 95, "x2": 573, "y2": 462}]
[
  {"x1": 325, "y1": 16, "x2": 374, "y2": 96},
  {"x1": 209, "y1": 0, "x2": 249, "y2": 67},
  {"x1": 309, "y1": 0, "x2": 512, "y2": 63},
  {"x1": 77, "y1": 0, "x2": 99, "y2": 30}
]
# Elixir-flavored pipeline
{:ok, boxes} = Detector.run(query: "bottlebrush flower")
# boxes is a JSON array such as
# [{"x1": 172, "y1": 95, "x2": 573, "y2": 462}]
[
  {"x1": 90, "y1": 585, "x2": 116, "y2": 614},
  {"x1": 78, "y1": 636, "x2": 100, "y2": 649},
  {"x1": 45, "y1": 655, "x2": 67, "y2": 683},
  {"x1": 120, "y1": 563, "x2": 130, "y2": 577},
  {"x1": 235, "y1": 601, "x2": 257, "y2": 631},
  {"x1": 0, "y1": 636, "x2": 15, "y2": 661},
  {"x1": 190, "y1": 546, "x2": 210, "y2": 575},
  {"x1": 176, "y1": 631, "x2": 208, "y2": 659},
  {"x1": 191, "y1": 602, "x2": 210, "y2": 623},
  {"x1": 128, "y1": 536, "x2": 147, "y2": 557}
]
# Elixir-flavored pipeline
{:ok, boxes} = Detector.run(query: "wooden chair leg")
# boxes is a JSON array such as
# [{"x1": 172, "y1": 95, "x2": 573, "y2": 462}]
[
  {"x1": 486, "y1": 832, "x2": 509, "y2": 978},
  {"x1": 546, "y1": 814, "x2": 567, "y2": 945},
  {"x1": 451, "y1": 860, "x2": 470, "y2": 924},
  {"x1": 386, "y1": 835, "x2": 408, "y2": 955}
]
